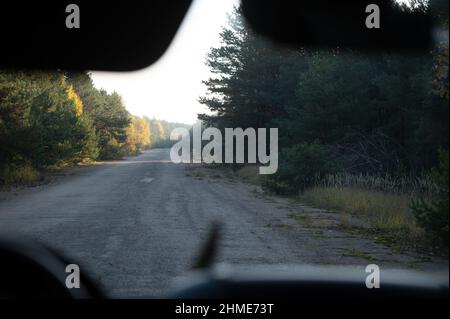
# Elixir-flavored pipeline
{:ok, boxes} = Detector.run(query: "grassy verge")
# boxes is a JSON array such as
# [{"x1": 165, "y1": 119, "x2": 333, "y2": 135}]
[
  {"x1": 199, "y1": 164, "x2": 262, "y2": 185},
  {"x1": 0, "y1": 165, "x2": 42, "y2": 190},
  {"x1": 299, "y1": 186, "x2": 430, "y2": 252},
  {"x1": 0, "y1": 164, "x2": 41, "y2": 188},
  {"x1": 234, "y1": 165, "x2": 261, "y2": 185},
  {"x1": 1, "y1": 159, "x2": 98, "y2": 190},
  {"x1": 195, "y1": 164, "x2": 442, "y2": 254}
]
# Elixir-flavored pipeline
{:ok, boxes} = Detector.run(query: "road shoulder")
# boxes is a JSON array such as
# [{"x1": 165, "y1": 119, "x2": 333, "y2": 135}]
[{"x1": 184, "y1": 164, "x2": 449, "y2": 274}]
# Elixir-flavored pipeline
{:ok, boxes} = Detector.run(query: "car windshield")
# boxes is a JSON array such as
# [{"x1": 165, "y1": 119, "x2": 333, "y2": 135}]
[{"x1": 0, "y1": 0, "x2": 448, "y2": 298}]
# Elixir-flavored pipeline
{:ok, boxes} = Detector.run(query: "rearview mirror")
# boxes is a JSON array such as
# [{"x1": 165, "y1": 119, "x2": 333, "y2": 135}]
[{"x1": 0, "y1": 1, "x2": 192, "y2": 71}]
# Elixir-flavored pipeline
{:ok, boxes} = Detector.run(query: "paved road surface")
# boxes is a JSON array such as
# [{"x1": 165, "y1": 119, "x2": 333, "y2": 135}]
[{"x1": 0, "y1": 149, "x2": 447, "y2": 297}]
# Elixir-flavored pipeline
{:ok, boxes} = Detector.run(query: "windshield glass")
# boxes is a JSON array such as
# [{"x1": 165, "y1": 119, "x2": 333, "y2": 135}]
[{"x1": 0, "y1": 0, "x2": 448, "y2": 298}]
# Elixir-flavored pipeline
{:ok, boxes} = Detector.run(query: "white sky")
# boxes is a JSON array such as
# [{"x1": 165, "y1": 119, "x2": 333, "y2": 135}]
[{"x1": 91, "y1": 0, "x2": 239, "y2": 125}]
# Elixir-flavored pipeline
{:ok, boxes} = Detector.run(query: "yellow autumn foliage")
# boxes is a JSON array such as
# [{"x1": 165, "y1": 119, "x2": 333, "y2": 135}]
[
  {"x1": 126, "y1": 116, "x2": 151, "y2": 153},
  {"x1": 66, "y1": 84, "x2": 83, "y2": 115}
]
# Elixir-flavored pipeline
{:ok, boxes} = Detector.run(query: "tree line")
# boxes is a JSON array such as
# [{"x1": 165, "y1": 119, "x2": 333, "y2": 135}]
[
  {"x1": 199, "y1": 4, "x2": 448, "y2": 247},
  {"x1": 0, "y1": 70, "x2": 184, "y2": 184}
]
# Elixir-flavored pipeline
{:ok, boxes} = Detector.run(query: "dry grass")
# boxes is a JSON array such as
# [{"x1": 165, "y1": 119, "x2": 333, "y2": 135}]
[
  {"x1": 235, "y1": 165, "x2": 261, "y2": 185},
  {"x1": 300, "y1": 186, "x2": 426, "y2": 249},
  {"x1": 317, "y1": 173, "x2": 436, "y2": 197},
  {"x1": 0, "y1": 164, "x2": 40, "y2": 186}
]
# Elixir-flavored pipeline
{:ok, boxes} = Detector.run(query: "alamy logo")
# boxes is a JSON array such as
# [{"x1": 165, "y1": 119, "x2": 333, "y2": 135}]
[
  {"x1": 365, "y1": 4, "x2": 380, "y2": 29},
  {"x1": 170, "y1": 122, "x2": 278, "y2": 174},
  {"x1": 365, "y1": 264, "x2": 380, "y2": 289},
  {"x1": 65, "y1": 264, "x2": 80, "y2": 289},
  {"x1": 65, "y1": 4, "x2": 80, "y2": 29}
]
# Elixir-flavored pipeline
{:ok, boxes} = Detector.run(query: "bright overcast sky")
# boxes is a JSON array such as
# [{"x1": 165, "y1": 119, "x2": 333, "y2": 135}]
[{"x1": 91, "y1": 0, "x2": 239, "y2": 125}]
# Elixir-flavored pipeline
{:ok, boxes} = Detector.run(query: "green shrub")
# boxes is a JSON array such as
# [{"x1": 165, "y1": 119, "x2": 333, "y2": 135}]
[
  {"x1": 411, "y1": 150, "x2": 449, "y2": 249},
  {"x1": 0, "y1": 164, "x2": 40, "y2": 186},
  {"x1": 99, "y1": 138, "x2": 125, "y2": 160},
  {"x1": 263, "y1": 142, "x2": 337, "y2": 194}
]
